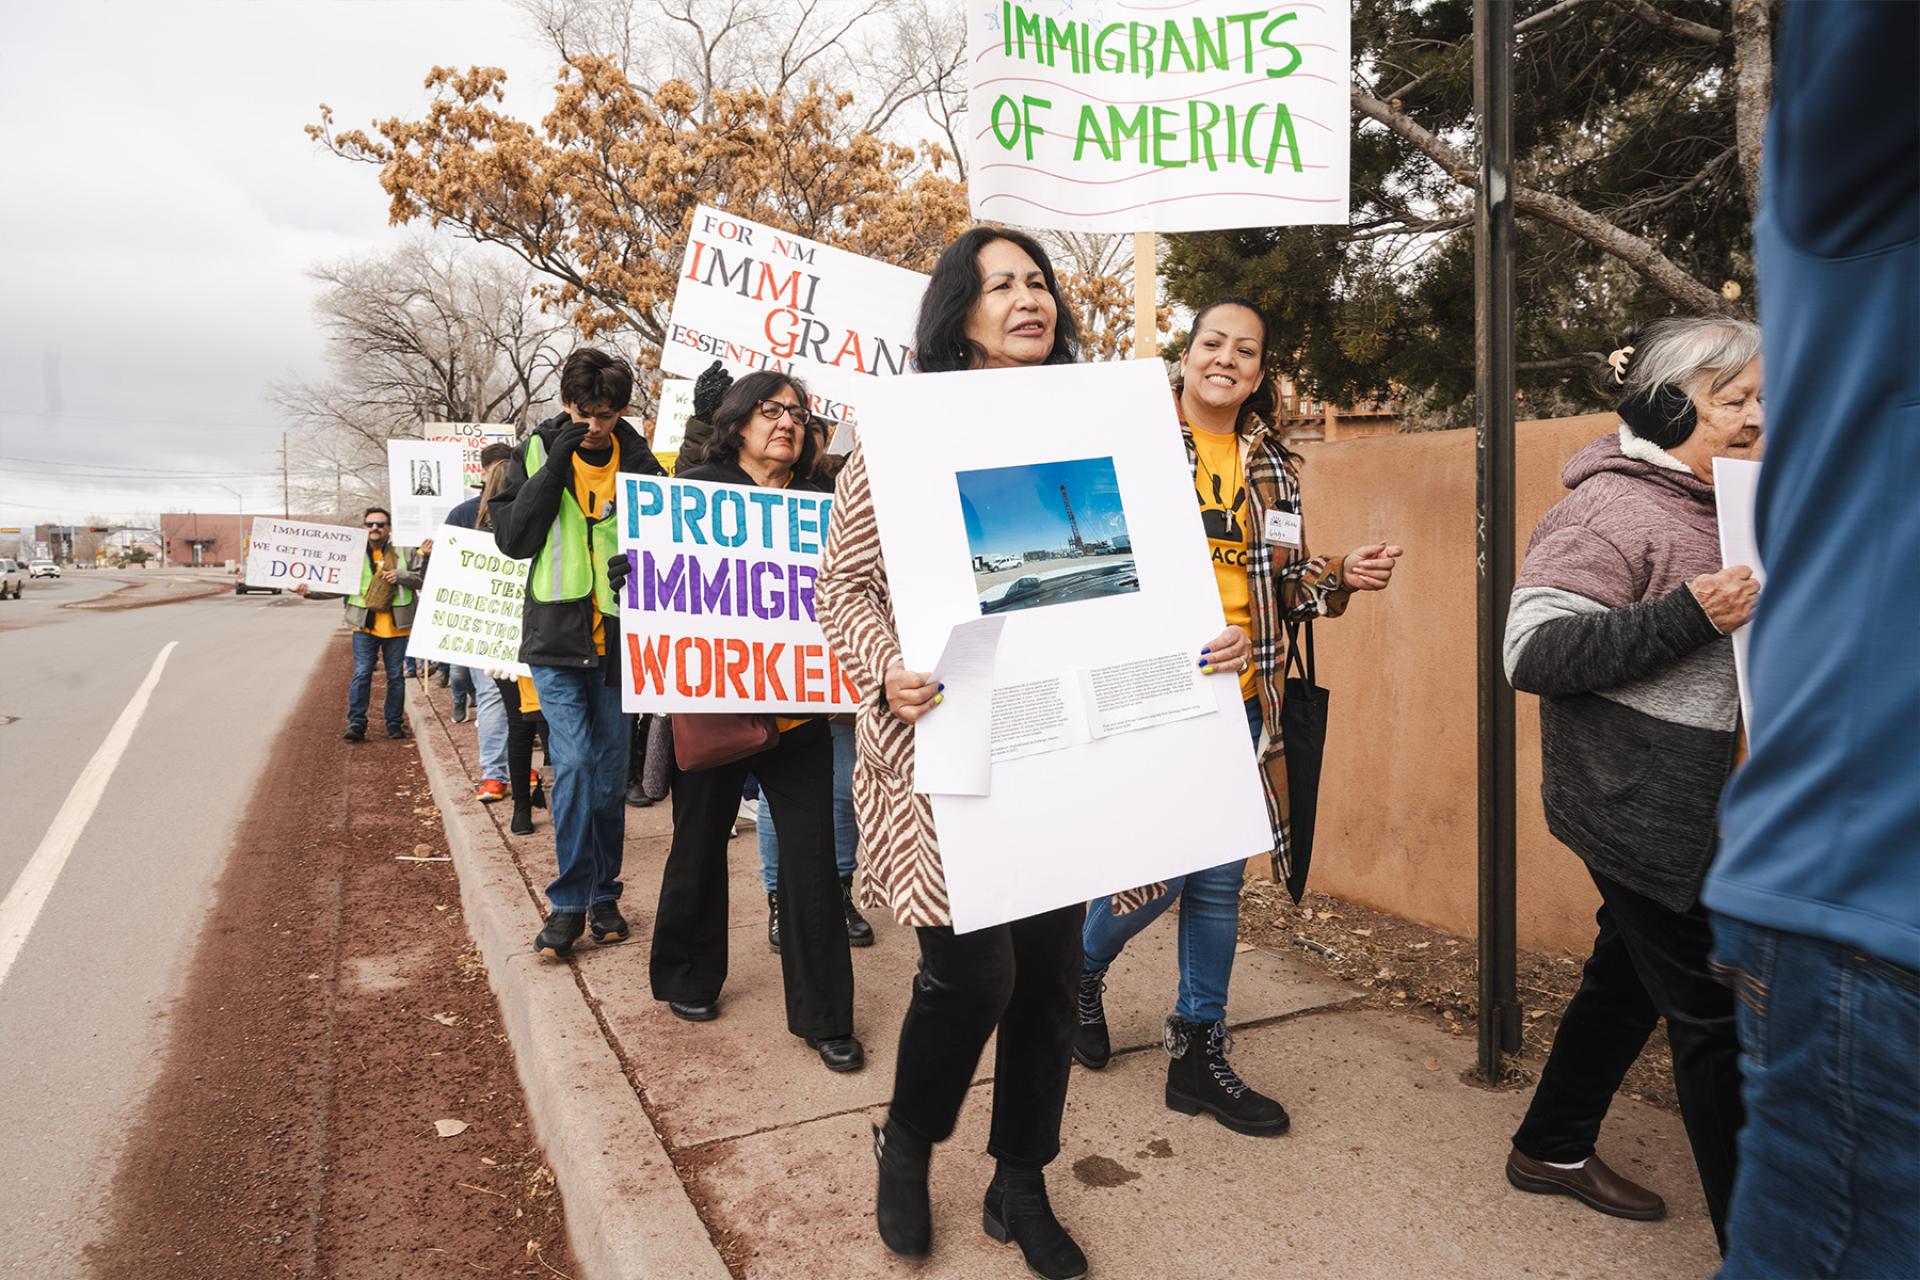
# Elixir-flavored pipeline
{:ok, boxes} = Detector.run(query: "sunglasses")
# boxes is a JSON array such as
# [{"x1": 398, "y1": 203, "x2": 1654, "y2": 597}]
[
  {"x1": 365, "y1": 521, "x2": 389, "y2": 529},
  {"x1": 756, "y1": 399, "x2": 809, "y2": 424}
]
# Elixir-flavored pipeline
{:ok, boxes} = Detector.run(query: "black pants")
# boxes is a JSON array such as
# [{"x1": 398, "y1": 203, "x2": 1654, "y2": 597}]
[
  {"x1": 1513, "y1": 868, "x2": 1744, "y2": 1249},
  {"x1": 494, "y1": 678, "x2": 547, "y2": 807},
  {"x1": 890, "y1": 903, "x2": 1084, "y2": 1169},
  {"x1": 649, "y1": 720, "x2": 853, "y2": 1040}
]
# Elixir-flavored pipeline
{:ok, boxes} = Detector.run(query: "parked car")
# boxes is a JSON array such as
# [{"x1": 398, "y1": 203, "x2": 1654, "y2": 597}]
[
  {"x1": 28, "y1": 560, "x2": 59, "y2": 579},
  {"x1": 0, "y1": 559, "x2": 22, "y2": 598}
]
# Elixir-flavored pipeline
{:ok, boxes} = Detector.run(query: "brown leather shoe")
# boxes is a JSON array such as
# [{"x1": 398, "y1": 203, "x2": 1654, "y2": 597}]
[{"x1": 1506, "y1": 1148, "x2": 1667, "y2": 1221}]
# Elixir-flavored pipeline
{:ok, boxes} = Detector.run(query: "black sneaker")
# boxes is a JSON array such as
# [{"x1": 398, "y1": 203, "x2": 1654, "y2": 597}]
[
  {"x1": 841, "y1": 876, "x2": 874, "y2": 947},
  {"x1": 766, "y1": 891, "x2": 781, "y2": 953},
  {"x1": 343, "y1": 726, "x2": 365, "y2": 743},
  {"x1": 1072, "y1": 966, "x2": 1111, "y2": 1069},
  {"x1": 533, "y1": 911, "x2": 585, "y2": 959},
  {"x1": 588, "y1": 901, "x2": 630, "y2": 944},
  {"x1": 386, "y1": 724, "x2": 410, "y2": 740},
  {"x1": 1164, "y1": 1015, "x2": 1290, "y2": 1136}
]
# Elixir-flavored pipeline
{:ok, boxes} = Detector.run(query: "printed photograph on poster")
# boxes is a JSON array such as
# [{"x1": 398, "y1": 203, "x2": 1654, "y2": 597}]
[
  {"x1": 958, "y1": 456, "x2": 1138, "y2": 615},
  {"x1": 410, "y1": 459, "x2": 445, "y2": 496},
  {"x1": 386, "y1": 440, "x2": 466, "y2": 546}
]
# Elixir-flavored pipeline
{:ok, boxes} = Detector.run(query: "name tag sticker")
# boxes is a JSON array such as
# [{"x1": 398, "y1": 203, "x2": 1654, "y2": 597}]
[{"x1": 1263, "y1": 509, "x2": 1303, "y2": 548}]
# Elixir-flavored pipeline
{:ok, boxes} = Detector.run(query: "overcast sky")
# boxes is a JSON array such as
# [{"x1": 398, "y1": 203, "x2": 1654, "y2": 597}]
[{"x1": 0, "y1": 0, "x2": 561, "y2": 528}]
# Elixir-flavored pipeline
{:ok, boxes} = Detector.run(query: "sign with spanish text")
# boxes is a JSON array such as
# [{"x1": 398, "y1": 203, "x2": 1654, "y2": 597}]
[
  {"x1": 407, "y1": 524, "x2": 532, "y2": 676},
  {"x1": 653, "y1": 378, "x2": 696, "y2": 458},
  {"x1": 387, "y1": 439, "x2": 465, "y2": 545},
  {"x1": 660, "y1": 206, "x2": 929, "y2": 427},
  {"x1": 243, "y1": 518, "x2": 367, "y2": 590},
  {"x1": 966, "y1": 0, "x2": 1351, "y2": 232},
  {"x1": 425, "y1": 422, "x2": 518, "y2": 488},
  {"x1": 617, "y1": 475, "x2": 860, "y2": 714}
]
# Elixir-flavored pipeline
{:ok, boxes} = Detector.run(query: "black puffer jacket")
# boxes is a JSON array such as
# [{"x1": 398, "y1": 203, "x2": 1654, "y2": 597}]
[{"x1": 490, "y1": 412, "x2": 665, "y2": 675}]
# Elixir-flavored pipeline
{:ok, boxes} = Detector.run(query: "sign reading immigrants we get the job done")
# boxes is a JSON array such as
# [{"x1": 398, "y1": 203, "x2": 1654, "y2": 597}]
[
  {"x1": 243, "y1": 518, "x2": 366, "y2": 590},
  {"x1": 617, "y1": 475, "x2": 860, "y2": 715},
  {"x1": 967, "y1": 1, "x2": 1351, "y2": 232}
]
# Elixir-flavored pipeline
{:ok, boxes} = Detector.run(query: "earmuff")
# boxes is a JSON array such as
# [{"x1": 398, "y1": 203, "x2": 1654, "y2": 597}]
[{"x1": 1618, "y1": 382, "x2": 1697, "y2": 450}]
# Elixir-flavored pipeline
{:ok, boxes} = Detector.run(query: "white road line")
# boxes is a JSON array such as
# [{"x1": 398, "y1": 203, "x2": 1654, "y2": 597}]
[{"x1": 0, "y1": 641, "x2": 178, "y2": 991}]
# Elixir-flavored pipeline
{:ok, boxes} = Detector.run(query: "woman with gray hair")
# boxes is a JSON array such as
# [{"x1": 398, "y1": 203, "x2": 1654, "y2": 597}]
[{"x1": 1500, "y1": 316, "x2": 1762, "y2": 1253}]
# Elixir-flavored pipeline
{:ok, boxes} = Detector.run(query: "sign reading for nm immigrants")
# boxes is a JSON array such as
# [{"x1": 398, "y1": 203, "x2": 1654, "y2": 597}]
[
  {"x1": 407, "y1": 524, "x2": 532, "y2": 676},
  {"x1": 966, "y1": 0, "x2": 1352, "y2": 232},
  {"x1": 243, "y1": 518, "x2": 366, "y2": 590},
  {"x1": 618, "y1": 475, "x2": 861, "y2": 715},
  {"x1": 659, "y1": 206, "x2": 929, "y2": 427}
]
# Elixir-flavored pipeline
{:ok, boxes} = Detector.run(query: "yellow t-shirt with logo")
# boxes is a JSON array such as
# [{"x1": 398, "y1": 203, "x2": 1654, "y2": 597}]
[
  {"x1": 359, "y1": 546, "x2": 408, "y2": 639},
  {"x1": 572, "y1": 441, "x2": 621, "y2": 656},
  {"x1": 1191, "y1": 426, "x2": 1255, "y2": 700}
]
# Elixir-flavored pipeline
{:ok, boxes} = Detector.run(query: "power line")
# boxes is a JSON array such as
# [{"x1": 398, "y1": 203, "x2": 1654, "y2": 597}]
[{"x1": 0, "y1": 407, "x2": 276, "y2": 431}]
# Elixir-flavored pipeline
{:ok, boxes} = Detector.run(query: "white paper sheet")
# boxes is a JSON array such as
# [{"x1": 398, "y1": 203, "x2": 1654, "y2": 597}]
[
  {"x1": 912, "y1": 615, "x2": 1008, "y2": 796},
  {"x1": 859, "y1": 360, "x2": 1270, "y2": 933},
  {"x1": 387, "y1": 440, "x2": 466, "y2": 546},
  {"x1": 1713, "y1": 457, "x2": 1766, "y2": 737}
]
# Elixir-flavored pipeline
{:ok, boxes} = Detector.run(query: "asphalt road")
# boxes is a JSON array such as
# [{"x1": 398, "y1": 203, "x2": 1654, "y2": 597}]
[{"x1": 0, "y1": 572, "x2": 341, "y2": 1274}]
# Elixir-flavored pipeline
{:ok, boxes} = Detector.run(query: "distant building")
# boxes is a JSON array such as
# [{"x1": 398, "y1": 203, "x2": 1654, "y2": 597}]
[
  {"x1": 158, "y1": 511, "x2": 327, "y2": 567},
  {"x1": 1270, "y1": 374, "x2": 1400, "y2": 448}
]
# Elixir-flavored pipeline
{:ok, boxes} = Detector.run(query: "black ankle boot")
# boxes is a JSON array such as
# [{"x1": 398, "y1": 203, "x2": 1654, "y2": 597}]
[
  {"x1": 841, "y1": 875, "x2": 874, "y2": 947},
  {"x1": 766, "y1": 891, "x2": 781, "y2": 952},
  {"x1": 1072, "y1": 966, "x2": 1111, "y2": 1069},
  {"x1": 872, "y1": 1119, "x2": 931, "y2": 1259},
  {"x1": 1163, "y1": 1015, "x2": 1290, "y2": 1136},
  {"x1": 533, "y1": 911, "x2": 585, "y2": 959},
  {"x1": 510, "y1": 800, "x2": 534, "y2": 835},
  {"x1": 983, "y1": 1165, "x2": 1087, "y2": 1280}
]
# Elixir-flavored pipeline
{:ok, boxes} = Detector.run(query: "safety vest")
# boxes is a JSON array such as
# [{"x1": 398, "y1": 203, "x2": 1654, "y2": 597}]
[
  {"x1": 524, "y1": 434, "x2": 619, "y2": 615},
  {"x1": 347, "y1": 546, "x2": 414, "y2": 608}
]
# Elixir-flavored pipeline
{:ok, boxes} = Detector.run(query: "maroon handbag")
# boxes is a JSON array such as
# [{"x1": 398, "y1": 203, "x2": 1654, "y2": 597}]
[{"x1": 671, "y1": 713, "x2": 778, "y2": 771}]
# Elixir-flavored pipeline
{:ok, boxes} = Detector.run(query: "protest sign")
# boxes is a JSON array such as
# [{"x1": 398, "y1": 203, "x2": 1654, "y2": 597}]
[
  {"x1": 859, "y1": 359, "x2": 1270, "y2": 933},
  {"x1": 386, "y1": 439, "x2": 465, "y2": 545},
  {"x1": 243, "y1": 518, "x2": 367, "y2": 590},
  {"x1": 966, "y1": 1, "x2": 1352, "y2": 232},
  {"x1": 660, "y1": 206, "x2": 928, "y2": 426},
  {"x1": 1713, "y1": 457, "x2": 1766, "y2": 738},
  {"x1": 425, "y1": 422, "x2": 517, "y2": 488},
  {"x1": 653, "y1": 379, "x2": 696, "y2": 458},
  {"x1": 617, "y1": 474, "x2": 860, "y2": 715},
  {"x1": 407, "y1": 524, "x2": 531, "y2": 676}
]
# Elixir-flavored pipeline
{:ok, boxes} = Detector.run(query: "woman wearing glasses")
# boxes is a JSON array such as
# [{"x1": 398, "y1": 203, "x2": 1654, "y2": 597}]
[{"x1": 647, "y1": 371, "x2": 864, "y2": 1075}]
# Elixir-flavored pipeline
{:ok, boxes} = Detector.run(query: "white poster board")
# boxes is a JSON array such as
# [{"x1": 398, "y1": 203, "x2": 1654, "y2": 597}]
[
  {"x1": 242, "y1": 518, "x2": 366, "y2": 591},
  {"x1": 653, "y1": 378, "x2": 696, "y2": 456},
  {"x1": 1713, "y1": 457, "x2": 1766, "y2": 737},
  {"x1": 406, "y1": 524, "x2": 531, "y2": 676},
  {"x1": 617, "y1": 474, "x2": 861, "y2": 714},
  {"x1": 859, "y1": 359, "x2": 1271, "y2": 932},
  {"x1": 966, "y1": 1, "x2": 1353, "y2": 232},
  {"x1": 386, "y1": 440, "x2": 465, "y2": 545},
  {"x1": 660, "y1": 206, "x2": 928, "y2": 426},
  {"x1": 425, "y1": 422, "x2": 517, "y2": 488}
]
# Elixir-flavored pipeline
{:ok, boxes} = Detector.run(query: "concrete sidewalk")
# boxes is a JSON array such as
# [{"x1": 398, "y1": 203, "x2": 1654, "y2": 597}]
[{"x1": 413, "y1": 688, "x2": 1722, "y2": 1280}]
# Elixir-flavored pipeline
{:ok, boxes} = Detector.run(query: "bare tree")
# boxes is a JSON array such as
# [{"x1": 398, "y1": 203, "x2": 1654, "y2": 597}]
[{"x1": 273, "y1": 240, "x2": 571, "y2": 513}]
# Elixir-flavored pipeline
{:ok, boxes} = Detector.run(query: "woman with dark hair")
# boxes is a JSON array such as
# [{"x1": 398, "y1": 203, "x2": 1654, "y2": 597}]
[
  {"x1": 646, "y1": 370, "x2": 863, "y2": 1075},
  {"x1": 818, "y1": 228, "x2": 1210, "y2": 1280},
  {"x1": 1072, "y1": 297, "x2": 1401, "y2": 1137}
]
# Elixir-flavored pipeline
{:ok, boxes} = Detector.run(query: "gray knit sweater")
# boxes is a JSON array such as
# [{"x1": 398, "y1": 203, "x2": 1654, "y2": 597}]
[{"x1": 1504, "y1": 429, "x2": 1741, "y2": 911}]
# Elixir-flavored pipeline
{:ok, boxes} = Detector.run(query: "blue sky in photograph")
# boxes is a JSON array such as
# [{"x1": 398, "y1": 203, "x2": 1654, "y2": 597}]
[{"x1": 957, "y1": 456, "x2": 1130, "y2": 557}]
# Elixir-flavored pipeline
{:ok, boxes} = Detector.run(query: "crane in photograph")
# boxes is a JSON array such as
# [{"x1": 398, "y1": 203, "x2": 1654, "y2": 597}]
[{"x1": 1060, "y1": 484, "x2": 1086, "y2": 554}]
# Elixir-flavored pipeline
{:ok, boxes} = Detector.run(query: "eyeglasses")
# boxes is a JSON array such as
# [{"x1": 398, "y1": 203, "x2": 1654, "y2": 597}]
[
  {"x1": 364, "y1": 521, "x2": 389, "y2": 529},
  {"x1": 756, "y1": 399, "x2": 809, "y2": 424}
]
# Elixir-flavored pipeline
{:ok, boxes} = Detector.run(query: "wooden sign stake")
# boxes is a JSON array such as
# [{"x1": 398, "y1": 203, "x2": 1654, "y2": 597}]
[{"x1": 1132, "y1": 231, "x2": 1158, "y2": 358}]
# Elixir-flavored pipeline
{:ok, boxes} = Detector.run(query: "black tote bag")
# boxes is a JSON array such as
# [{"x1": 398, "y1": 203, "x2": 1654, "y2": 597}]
[{"x1": 1279, "y1": 619, "x2": 1330, "y2": 903}]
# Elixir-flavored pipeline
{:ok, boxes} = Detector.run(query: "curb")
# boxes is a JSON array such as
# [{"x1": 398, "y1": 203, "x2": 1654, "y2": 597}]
[{"x1": 414, "y1": 698, "x2": 730, "y2": 1280}]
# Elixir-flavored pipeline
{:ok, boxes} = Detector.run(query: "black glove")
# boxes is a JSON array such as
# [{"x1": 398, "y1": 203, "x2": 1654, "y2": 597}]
[
  {"x1": 607, "y1": 551, "x2": 632, "y2": 594},
  {"x1": 543, "y1": 422, "x2": 592, "y2": 476}
]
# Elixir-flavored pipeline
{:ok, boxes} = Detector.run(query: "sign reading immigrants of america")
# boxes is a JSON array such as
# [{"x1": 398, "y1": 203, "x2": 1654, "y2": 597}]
[{"x1": 966, "y1": 0, "x2": 1352, "y2": 233}]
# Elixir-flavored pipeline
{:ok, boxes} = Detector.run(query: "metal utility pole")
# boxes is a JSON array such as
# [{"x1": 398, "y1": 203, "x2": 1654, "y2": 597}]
[
  {"x1": 1474, "y1": 0, "x2": 1522, "y2": 1080},
  {"x1": 281, "y1": 432, "x2": 290, "y2": 517}
]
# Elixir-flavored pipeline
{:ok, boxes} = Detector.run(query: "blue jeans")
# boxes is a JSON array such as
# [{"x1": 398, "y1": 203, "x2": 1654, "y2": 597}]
[
  {"x1": 470, "y1": 669, "x2": 508, "y2": 783},
  {"x1": 1082, "y1": 697, "x2": 1264, "y2": 1023},
  {"x1": 758, "y1": 721, "x2": 857, "y2": 892},
  {"x1": 1712, "y1": 916, "x2": 1920, "y2": 1278},
  {"x1": 348, "y1": 631, "x2": 409, "y2": 732},
  {"x1": 528, "y1": 664, "x2": 631, "y2": 911},
  {"x1": 450, "y1": 663, "x2": 473, "y2": 716}
]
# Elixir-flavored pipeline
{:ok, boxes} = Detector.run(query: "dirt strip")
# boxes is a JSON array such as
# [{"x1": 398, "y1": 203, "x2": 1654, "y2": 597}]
[{"x1": 85, "y1": 640, "x2": 576, "y2": 1279}]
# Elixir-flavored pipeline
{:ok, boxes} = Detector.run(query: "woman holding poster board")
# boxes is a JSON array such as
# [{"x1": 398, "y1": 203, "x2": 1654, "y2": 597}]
[
  {"x1": 819, "y1": 227, "x2": 1225, "y2": 1279},
  {"x1": 647, "y1": 371, "x2": 865, "y2": 1075},
  {"x1": 1074, "y1": 299, "x2": 1401, "y2": 1140}
]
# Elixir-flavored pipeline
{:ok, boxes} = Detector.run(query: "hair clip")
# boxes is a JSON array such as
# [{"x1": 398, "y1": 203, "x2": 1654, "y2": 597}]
[{"x1": 1607, "y1": 345, "x2": 1635, "y2": 383}]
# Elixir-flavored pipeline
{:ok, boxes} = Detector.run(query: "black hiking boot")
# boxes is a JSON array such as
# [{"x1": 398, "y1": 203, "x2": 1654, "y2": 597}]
[
  {"x1": 1072, "y1": 965, "x2": 1111, "y2": 1069},
  {"x1": 343, "y1": 725, "x2": 365, "y2": 743},
  {"x1": 842, "y1": 876, "x2": 874, "y2": 947},
  {"x1": 982, "y1": 1165, "x2": 1088, "y2": 1280},
  {"x1": 533, "y1": 911, "x2": 585, "y2": 959},
  {"x1": 1163, "y1": 1015, "x2": 1291, "y2": 1136},
  {"x1": 509, "y1": 800, "x2": 534, "y2": 835},
  {"x1": 872, "y1": 1119, "x2": 931, "y2": 1260},
  {"x1": 587, "y1": 901, "x2": 630, "y2": 944}
]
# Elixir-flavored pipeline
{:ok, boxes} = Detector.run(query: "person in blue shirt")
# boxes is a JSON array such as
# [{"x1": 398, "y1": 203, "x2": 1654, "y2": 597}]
[{"x1": 1706, "y1": 3, "x2": 1919, "y2": 1276}]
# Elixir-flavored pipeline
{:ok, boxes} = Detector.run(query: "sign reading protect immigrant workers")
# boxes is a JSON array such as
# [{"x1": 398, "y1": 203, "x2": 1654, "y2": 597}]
[
  {"x1": 243, "y1": 517, "x2": 367, "y2": 590},
  {"x1": 406, "y1": 524, "x2": 532, "y2": 677},
  {"x1": 965, "y1": 0, "x2": 1352, "y2": 233},
  {"x1": 617, "y1": 475, "x2": 861, "y2": 715},
  {"x1": 659, "y1": 205, "x2": 929, "y2": 427}
]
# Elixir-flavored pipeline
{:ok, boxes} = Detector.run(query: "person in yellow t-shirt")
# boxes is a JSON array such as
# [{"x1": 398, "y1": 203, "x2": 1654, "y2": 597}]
[
  {"x1": 293, "y1": 505, "x2": 427, "y2": 742},
  {"x1": 1076, "y1": 298, "x2": 1403, "y2": 1140}
]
